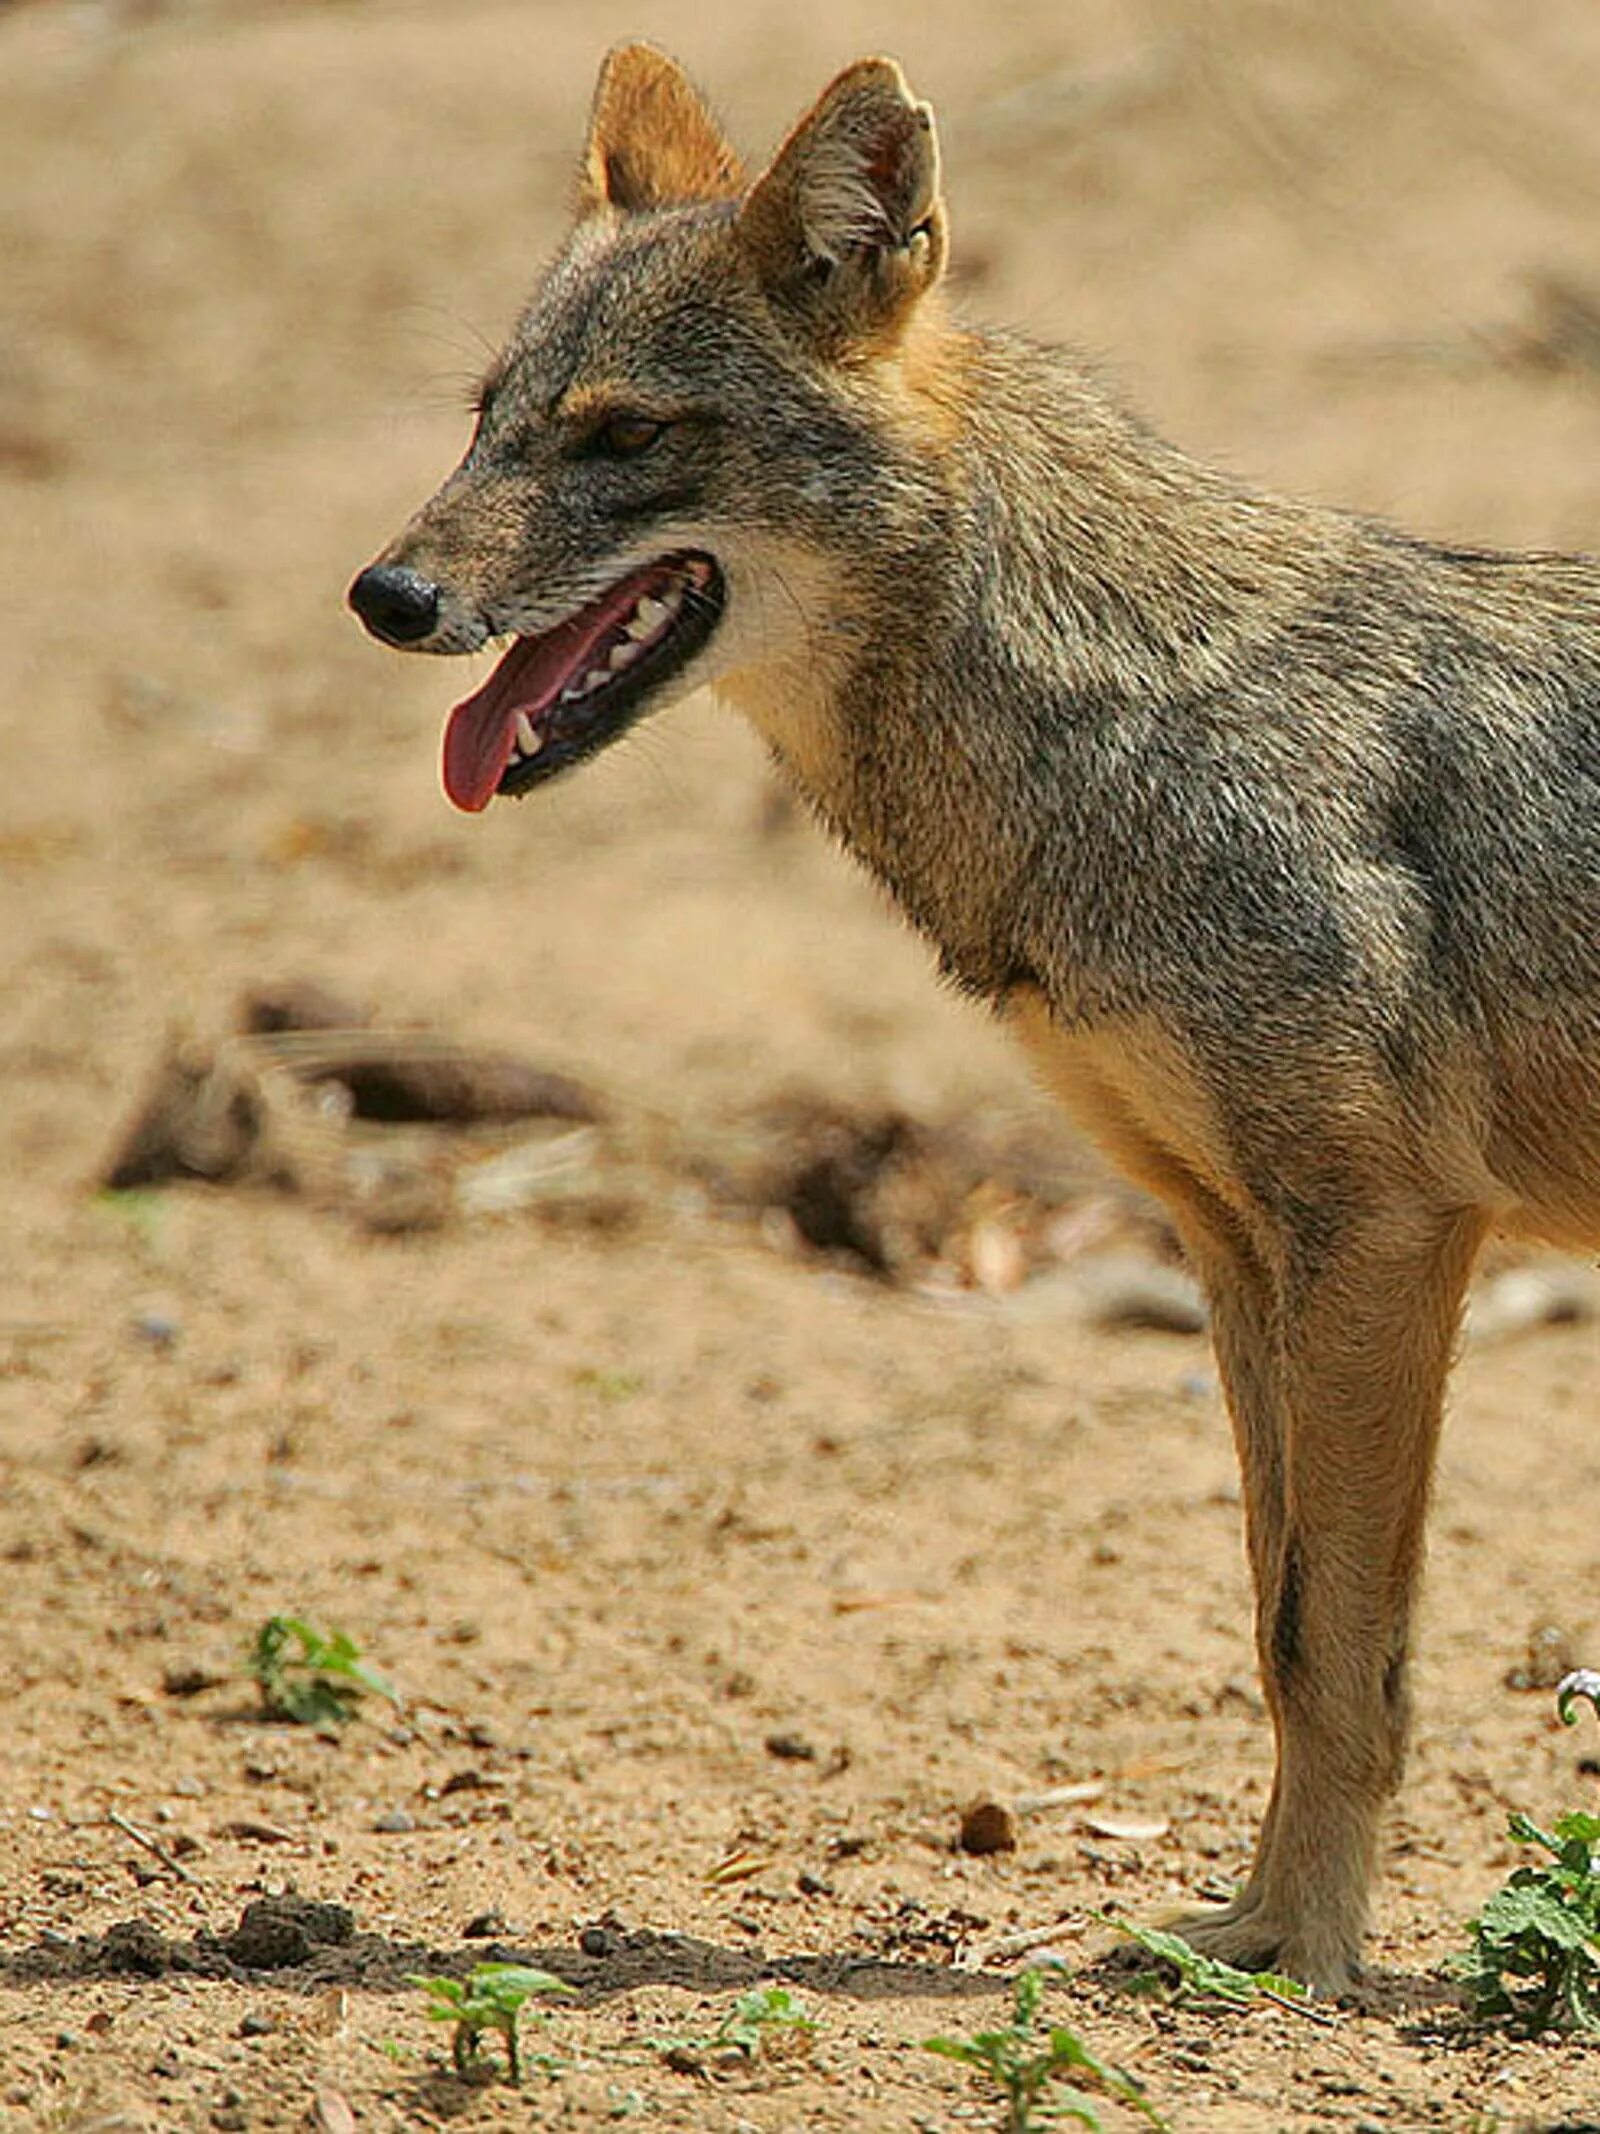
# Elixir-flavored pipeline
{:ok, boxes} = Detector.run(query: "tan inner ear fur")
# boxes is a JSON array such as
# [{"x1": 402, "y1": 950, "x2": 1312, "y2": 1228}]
[
  {"x1": 737, "y1": 57, "x2": 948, "y2": 350},
  {"x1": 580, "y1": 43, "x2": 743, "y2": 216}
]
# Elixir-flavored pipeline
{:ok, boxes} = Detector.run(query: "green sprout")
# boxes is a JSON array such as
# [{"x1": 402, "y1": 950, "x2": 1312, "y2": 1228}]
[
  {"x1": 409, "y1": 1963, "x2": 576, "y2": 2082},
  {"x1": 649, "y1": 1984, "x2": 818, "y2": 2071},
  {"x1": 248, "y1": 1614, "x2": 397, "y2": 1727},
  {"x1": 1557, "y1": 1669, "x2": 1600, "y2": 1728},
  {"x1": 924, "y1": 1965, "x2": 1168, "y2": 2132}
]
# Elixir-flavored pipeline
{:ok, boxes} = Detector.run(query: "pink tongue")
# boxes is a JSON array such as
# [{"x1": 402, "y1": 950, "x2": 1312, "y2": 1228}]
[
  {"x1": 441, "y1": 618, "x2": 605, "y2": 815},
  {"x1": 439, "y1": 572, "x2": 661, "y2": 813},
  {"x1": 441, "y1": 637, "x2": 559, "y2": 814}
]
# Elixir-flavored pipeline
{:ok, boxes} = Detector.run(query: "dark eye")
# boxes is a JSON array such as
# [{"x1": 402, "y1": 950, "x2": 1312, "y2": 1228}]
[{"x1": 590, "y1": 412, "x2": 667, "y2": 459}]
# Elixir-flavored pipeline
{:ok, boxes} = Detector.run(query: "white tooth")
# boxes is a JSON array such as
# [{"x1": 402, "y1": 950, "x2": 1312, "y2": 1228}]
[
  {"x1": 608, "y1": 639, "x2": 640, "y2": 672},
  {"x1": 635, "y1": 595, "x2": 670, "y2": 632},
  {"x1": 515, "y1": 711, "x2": 538, "y2": 755},
  {"x1": 583, "y1": 667, "x2": 610, "y2": 693},
  {"x1": 661, "y1": 584, "x2": 683, "y2": 613},
  {"x1": 625, "y1": 609, "x2": 656, "y2": 642}
]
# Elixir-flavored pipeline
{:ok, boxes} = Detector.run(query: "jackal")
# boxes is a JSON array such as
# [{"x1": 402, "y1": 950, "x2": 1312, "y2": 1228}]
[{"x1": 349, "y1": 46, "x2": 1600, "y2": 1990}]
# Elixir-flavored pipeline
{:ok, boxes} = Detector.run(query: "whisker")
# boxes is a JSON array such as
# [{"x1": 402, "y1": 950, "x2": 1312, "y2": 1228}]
[{"x1": 766, "y1": 561, "x2": 825, "y2": 668}]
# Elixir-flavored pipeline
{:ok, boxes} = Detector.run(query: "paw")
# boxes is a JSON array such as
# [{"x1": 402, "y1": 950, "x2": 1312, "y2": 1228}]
[{"x1": 1159, "y1": 1898, "x2": 1361, "y2": 1998}]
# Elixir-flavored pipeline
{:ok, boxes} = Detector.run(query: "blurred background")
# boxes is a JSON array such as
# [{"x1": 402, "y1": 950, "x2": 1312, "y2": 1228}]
[{"x1": 2, "y1": 6, "x2": 1598, "y2": 2125}]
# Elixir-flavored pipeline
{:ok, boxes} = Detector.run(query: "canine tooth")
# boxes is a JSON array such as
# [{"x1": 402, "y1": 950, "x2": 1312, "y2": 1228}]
[
  {"x1": 608, "y1": 639, "x2": 640, "y2": 672},
  {"x1": 515, "y1": 711, "x2": 539, "y2": 756},
  {"x1": 625, "y1": 609, "x2": 656, "y2": 642},
  {"x1": 634, "y1": 595, "x2": 670, "y2": 633},
  {"x1": 583, "y1": 667, "x2": 610, "y2": 693}
]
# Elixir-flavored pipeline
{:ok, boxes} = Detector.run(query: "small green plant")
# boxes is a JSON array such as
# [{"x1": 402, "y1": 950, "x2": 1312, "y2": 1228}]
[
  {"x1": 1114, "y1": 1920, "x2": 1308, "y2": 2014},
  {"x1": 409, "y1": 1963, "x2": 576, "y2": 2081},
  {"x1": 709, "y1": 1984, "x2": 816, "y2": 2058},
  {"x1": 649, "y1": 1984, "x2": 817, "y2": 2070},
  {"x1": 924, "y1": 1966, "x2": 1168, "y2": 2132},
  {"x1": 248, "y1": 1614, "x2": 397, "y2": 1727},
  {"x1": 1557, "y1": 1669, "x2": 1600, "y2": 1728},
  {"x1": 1458, "y1": 1810, "x2": 1600, "y2": 2033}
]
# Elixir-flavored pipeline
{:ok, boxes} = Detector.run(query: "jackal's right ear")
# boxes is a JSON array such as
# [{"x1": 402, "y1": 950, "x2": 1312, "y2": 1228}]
[
  {"x1": 579, "y1": 44, "x2": 743, "y2": 216},
  {"x1": 739, "y1": 58, "x2": 947, "y2": 351}
]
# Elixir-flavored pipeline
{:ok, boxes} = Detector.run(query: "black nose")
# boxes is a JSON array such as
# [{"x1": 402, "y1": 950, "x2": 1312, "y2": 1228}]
[{"x1": 348, "y1": 563, "x2": 441, "y2": 646}]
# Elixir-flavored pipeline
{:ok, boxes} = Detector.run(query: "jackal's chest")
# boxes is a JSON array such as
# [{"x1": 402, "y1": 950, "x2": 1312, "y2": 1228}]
[{"x1": 1004, "y1": 984, "x2": 1251, "y2": 1230}]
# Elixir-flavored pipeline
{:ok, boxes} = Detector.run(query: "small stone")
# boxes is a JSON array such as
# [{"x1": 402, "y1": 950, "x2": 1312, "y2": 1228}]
[
  {"x1": 957, "y1": 1798, "x2": 1019, "y2": 1856},
  {"x1": 463, "y1": 1910, "x2": 507, "y2": 1940},
  {"x1": 578, "y1": 1924, "x2": 614, "y2": 1958},
  {"x1": 1505, "y1": 1623, "x2": 1574, "y2": 1692},
  {"x1": 238, "y1": 2011, "x2": 277, "y2": 2038},
  {"x1": 373, "y1": 1808, "x2": 415, "y2": 1834},
  {"x1": 764, "y1": 1731, "x2": 817, "y2": 1762}
]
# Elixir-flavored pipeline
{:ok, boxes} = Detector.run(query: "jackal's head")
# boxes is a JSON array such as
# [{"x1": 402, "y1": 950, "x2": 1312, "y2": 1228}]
[{"x1": 348, "y1": 46, "x2": 948, "y2": 811}]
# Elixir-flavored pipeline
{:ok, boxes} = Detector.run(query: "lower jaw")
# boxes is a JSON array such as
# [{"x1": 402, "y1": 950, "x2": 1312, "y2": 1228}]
[{"x1": 496, "y1": 557, "x2": 726, "y2": 799}]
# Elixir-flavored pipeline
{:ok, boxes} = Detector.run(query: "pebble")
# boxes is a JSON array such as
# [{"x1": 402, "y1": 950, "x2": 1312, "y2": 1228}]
[
  {"x1": 958, "y1": 1798, "x2": 1019, "y2": 1855},
  {"x1": 764, "y1": 1731, "x2": 817, "y2": 1761},
  {"x1": 373, "y1": 1808, "x2": 415, "y2": 1833}
]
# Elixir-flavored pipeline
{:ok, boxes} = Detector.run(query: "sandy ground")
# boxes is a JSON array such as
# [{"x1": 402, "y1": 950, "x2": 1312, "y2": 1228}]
[{"x1": 2, "y1": 1, "x2": 1599, "y2": 2128}]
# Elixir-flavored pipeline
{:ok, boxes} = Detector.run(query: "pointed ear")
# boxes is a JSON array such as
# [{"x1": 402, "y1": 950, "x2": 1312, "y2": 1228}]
[
  {"x1": 579, "y1": 44, "x2": 743, "y2": 217},
  {"x1": 738, "y1": 58, "x2": 947, "y2": 351}
]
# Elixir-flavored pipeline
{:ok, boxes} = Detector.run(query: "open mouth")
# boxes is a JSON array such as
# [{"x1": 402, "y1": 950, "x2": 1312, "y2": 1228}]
[{"x1": 441, "y1": 552, "x2": 725, "y2": 811}]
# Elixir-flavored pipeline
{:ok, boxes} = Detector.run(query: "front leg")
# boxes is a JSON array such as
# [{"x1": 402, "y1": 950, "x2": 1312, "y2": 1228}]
[
  {"x1": 1174, "y1": 1202, "x2": 1485, "y2": 1991},
  {"x1": 1001, "y1": 995, "x2": 1485, "y2": 1989}
]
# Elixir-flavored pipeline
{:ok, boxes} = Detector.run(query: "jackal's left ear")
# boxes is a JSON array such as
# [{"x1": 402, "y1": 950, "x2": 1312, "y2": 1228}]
[
  {"x1": 579, "y1": 44, "x2": 744, "y2": 216},
  {"x1": 739, "y1": 58, "x2": 947, "y2": 350}
]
